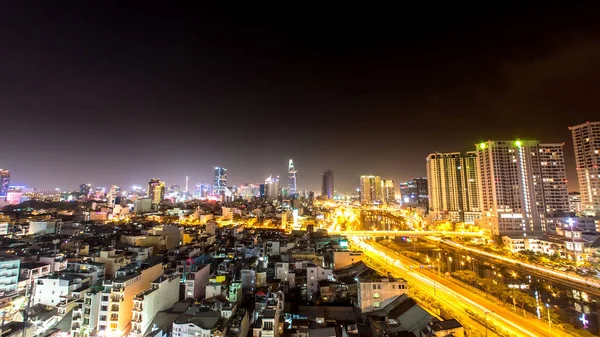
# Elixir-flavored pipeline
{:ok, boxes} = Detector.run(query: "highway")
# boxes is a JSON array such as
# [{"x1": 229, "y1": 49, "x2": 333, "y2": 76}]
[
  {"x1": 329, "y1": 230, "x2": 484, "y2": 237},
  {"x1": 353, "y1": 238, "x2": 572, "y2": 337}
]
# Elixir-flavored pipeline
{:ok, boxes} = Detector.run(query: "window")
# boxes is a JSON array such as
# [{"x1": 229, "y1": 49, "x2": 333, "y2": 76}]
[
  {"x1": 101, "y1": 306, "x2": 108, "y2": 311},
  {"x1": 373, "y1": 301, "x2": 380, "y2": 308},
  {"x1": 100, "y1": 316, "x2": 107, "y2": 321},
  {"x1": 373, "y1": 293, "x2": 380, "y2": 299}
]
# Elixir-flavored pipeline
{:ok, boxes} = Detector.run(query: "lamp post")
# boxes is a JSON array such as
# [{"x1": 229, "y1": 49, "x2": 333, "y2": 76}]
[
  {"x1": 546, "y1": 304, "x2": 552, "y2": 334},
  {"x1": 484, "y1": 310, "x2": 493, "y2": 337}
]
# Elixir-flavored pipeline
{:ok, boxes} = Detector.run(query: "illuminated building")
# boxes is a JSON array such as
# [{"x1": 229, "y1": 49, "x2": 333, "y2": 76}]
[
  {"x1": 321, "y1": 169, "x2": 334, "y2": 199},
  {"x1": 426, "y1": 152, "x2": 479, "y2": 222},
  {"x1": 477, "y1": 140, "x2": 568, "y2": 237},
  {"x1": 288, "y1": 159, "x2": 297, "y2": 196},
  {"x1": 569, "y1": 192, "x2": 582, "y2": 214},
  {"x1": 147, "y1": 178, "x2": 165, "y2": 210},
  {"x1": 538, "y1": 143, "x2": 569, "y2": 215},
  {"x1": 265, "y1": 175, "x2": 279, "y2": 201},
  {"x1": 569, "y1": 121, "x2": 600, "y2": 216},
  {"x1": 98, "y1": 258, "x2": 164, "y2": 337},
  {"x1": 0, "y1": 169, "x2": 9, "y2": 197},
  {"x1": 357, "y1": 275, "x2": 407, "y2": 312},
  {"x1": 399, "y1": 178, "x2": 428, "y2": 208},
  {"x1": 194, "y1": 183, "x2": 211, "y2": 198},
  {"x1": 130, "y1": 273, "x2": 180, "y2": 337},
  {"x1": 79, "y1": 183, "x2": 91, "y2": 195},
  {"x1": 359, "y1": 175, "x2": 382, "y2": 205},
  {"x1": 382, "y1": 179, "x2": 396, "y2": 204},
  {"x1": 213, "y1": 167, "x2": 227, "y2": 196},
  {"x1": 0, "y1": 258, "x2": 20, "y2": 302}
]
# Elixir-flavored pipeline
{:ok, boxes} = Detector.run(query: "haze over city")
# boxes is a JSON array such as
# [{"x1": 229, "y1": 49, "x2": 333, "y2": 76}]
[{"x1": 2, "y1": 3, "x2": 600, "y2": 191}]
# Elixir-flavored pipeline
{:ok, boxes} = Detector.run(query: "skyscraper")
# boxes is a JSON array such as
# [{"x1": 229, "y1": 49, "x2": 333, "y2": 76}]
[
  {"x1": 569, "y1": 121, "x2": 600, "y2": 216},
  {"x1": 538, "y1": 143, "x2": 569, "y2": 215},
  {"x1": 79, "y1": 183, "x2": 91, "y2": 195},
  {"x1": 399, "y1": 178, "x2": 428, "y2": 208},
  {"x1": 476, "y1": 140, "x2": 568, "y2": 236},
  {"x1": 426, "y1": 152, "x2": 479, "y2": 222},
  {"x1": 0, "y1": 169, "x2": 10, "y2": 197},
  {"x1": 213, "y1": 167, "x2": 227, "y2": 196},
  {"x1": 360, "y1": 175, "x2": 382, "y2": 205},
  {"x1": 321, "y1": 170, "x2": 334, "y2": 199},
  {"x1": 265, "y1": 175, "x2": 279, "y2": 201},
  {"x1": 148, "y1": 178, "x2": 165, "y2": 209},
  {"x1": 382, "y1": 180, "x2": 396, "y2": 204},
  {"x1": 288, "y1": 159, "x2": 297, "y2": 197}
]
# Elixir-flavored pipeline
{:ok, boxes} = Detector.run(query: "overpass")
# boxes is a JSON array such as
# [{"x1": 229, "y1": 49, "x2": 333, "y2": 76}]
[{"x1": 329, "y1": 230, "x2": 485, "y2": 238}]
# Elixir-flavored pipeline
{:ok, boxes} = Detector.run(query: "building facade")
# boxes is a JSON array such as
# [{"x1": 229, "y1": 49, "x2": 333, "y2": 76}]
[
  {"x1": 360, "y1": 175, "x2": 382, "y2": 205},
  {"x1": 265, "y1": 175, "x2": 279, "y2": 202},
  {"x1": 131, "y1": 273, "x2": 180, "y2": 337},
  {"x1": 476, "y1": 140, "x2": 568, "y2": 237},
  {"x1": 148, "y1": 178, "x2": 166, "y2": 210},
  {"x1": 288, "y1": 160, "x2": 297, "y2": 197},
  {"x1": 357, "y1": 276, "x2": 407, "y2": 312},
  {"x1": 570, "y1": 121, "x2": 600, "y2": 216},
  {"x1": 321, "y1": 170, "x2": 334, "y2": 199},
  {"x1": 399, "y1": 178, "x2": 428, "y2": 209},
  {"x1": 213, "y1": 167, "x2": 227, "y2": 196},
  {"x1": 0, "y1": 169, "x2": 9, "y2": 197},
  {"x1": 382, "y1": 180, "x2": 395, "y2": 204}
]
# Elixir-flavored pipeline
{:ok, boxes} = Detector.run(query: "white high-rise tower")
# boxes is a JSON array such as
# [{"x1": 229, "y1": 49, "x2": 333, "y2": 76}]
[{"x1": 570, "y1": 121, "x2": 600, "y2": 216}]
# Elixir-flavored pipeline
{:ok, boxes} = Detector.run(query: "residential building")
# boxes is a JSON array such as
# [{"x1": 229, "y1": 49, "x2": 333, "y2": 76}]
[
  {"x1": 131, "y1": 273, "x2": 181, "y2": 337},
  {"x1": 28, "y1": 219, "x2": 61, "y2": 235},
  {"x1": 172, "y1": 308, "x2": 225, "y2": 337},
  {"x1": 98, "y1": 258, "x2": 164, "y2": 337},
  {"x1": 382, "y1": 180, "x2": 395, "y2": 204},
  {"x1": 20, "y1": 262, "x2": 51, "y2": 290},
  {"x1": 360, "y1": 175, "x2": 382, "y2": 205},
  {"x1": 183, "y1": 264, "x2": 210, "y2": 300},
  {"x1": 477, "y1": 140, "x2": 569, "y2": 237},
  {"x1": 306, "y1": 265, "x2": 333, "y2": 300},
  {"x1": 570, "y1": 121, "x2": 600, "y2": 216},
  {"x1": 71, "y1": 290, "x2": 102, "y2": 337},
  {"x1": 357, "y1": 275, "x2": 407, "y2": 312},
  {"x1": 427, "y1": 153, "x2": 467, "y2": 220},
  {"x1": 333, "y1": 251, "x2": 364, "y2": 270},
  {"x1": 569, "y1": 192, "x2": 582, "y2": 214},
  {"x1": 321, "y1": 170, "x2": 334, "y2": 199},
  {"x1": 92, "y1": 249, "x2": 129, "y2": 278},
  {"x1": 0, "y1": 258, "x2": 20, "y2": 303},
  {"x1": 33, "y1": 274, "x2": 87, "y2": 306}
]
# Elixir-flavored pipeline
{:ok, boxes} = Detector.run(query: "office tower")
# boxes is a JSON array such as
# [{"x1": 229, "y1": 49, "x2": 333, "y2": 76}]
[
  {"x1": 147, "y1": 178, "x2": 165, "y2": 209},
  {"x1": 382, "y1": 180, "x2": 396, "y2": 204},
  {"x1": 213, "y1": 167, "x2": 227, "y2": 196},
  {"x1": 321, "y1": 169, "x2": 334, "y2": 199},
  {"x1": 426, "y1": 152, "x2": 480, "y2": 222},
  {"x1": 0, "y1": 169, "x2": 10, "y2": 197},
  {"x1": 359, "y1": 175, "x2": 382, "y2": 205},
  {"x1": 539, "y1": 143, "x2": 569, "y2": 215},
  {"x1": 399, "y1": 178, "x2": 428, "y2": 208},
  {"x1": 265, "y1": 175, "x2": 279, "y2": 201},
  {"x1": 185, "y1": 176, "x2": 189, "y2": 193},
  {"x1": 288, "y1": 159, "x2": 297, "y2": 197},
  {"x1": 569, "y1": 121, "x2": 600, "y2": 216},
  {"x1": 109, "y1": 185, "x2": 121, "y2": 197},
  {"x1": 79, "y1": 183, "x2": 91, "y2": 195},
  {"x1": 476, "y1": 140, "x2": 568, "y2": 236}
]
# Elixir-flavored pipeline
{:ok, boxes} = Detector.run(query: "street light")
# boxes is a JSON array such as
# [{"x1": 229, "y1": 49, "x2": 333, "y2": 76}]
[
  {"x1": 545, "y1": 304, "x2": 552, "y2": 334},
  {"x1": 484, "y1": 310, "x2": 493, "y2": 337}
]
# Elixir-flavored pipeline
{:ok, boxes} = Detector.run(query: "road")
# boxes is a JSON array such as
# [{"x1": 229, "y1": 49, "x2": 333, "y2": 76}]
[
  {"x1": 437, "y1": 238, "x2": 600, "y2": 294},
  {"x1": 329, "y1": 230, "x2": 484, "y2": 237},
  {"x1": 353, "y1": 238, "x2": 572, "y2": 337}
]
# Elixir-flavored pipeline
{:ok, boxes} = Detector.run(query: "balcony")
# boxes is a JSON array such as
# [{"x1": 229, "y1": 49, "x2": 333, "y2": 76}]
[{"x1": 110, "y1": 315, "x2": 119, "y2": 321}]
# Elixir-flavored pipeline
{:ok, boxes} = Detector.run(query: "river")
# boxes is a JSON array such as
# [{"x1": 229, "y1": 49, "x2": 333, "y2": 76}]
[{"x1": 390, "y1": 238, "x2": 600, "y2": 336}]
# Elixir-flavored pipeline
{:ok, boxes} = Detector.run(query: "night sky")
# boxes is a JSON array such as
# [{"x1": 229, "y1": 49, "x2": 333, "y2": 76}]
[{"x1": 1, "y1": 3, "x2": 600, "y2": 192}]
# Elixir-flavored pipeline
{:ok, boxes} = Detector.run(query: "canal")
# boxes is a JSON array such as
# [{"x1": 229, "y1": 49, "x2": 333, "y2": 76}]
[{"x1": 390, "y1": 238, "x2": 600, "y2": 336}]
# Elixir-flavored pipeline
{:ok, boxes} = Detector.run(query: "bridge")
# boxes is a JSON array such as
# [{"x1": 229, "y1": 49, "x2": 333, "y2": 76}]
[{"x1": 329, "y1": 230, "x2": 485, "y2": 237}]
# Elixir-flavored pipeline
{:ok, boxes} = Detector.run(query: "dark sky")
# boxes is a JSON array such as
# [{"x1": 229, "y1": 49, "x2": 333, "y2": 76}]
[{"x1": 1, "y1": 3, "x2": 599, "y2": 192}]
